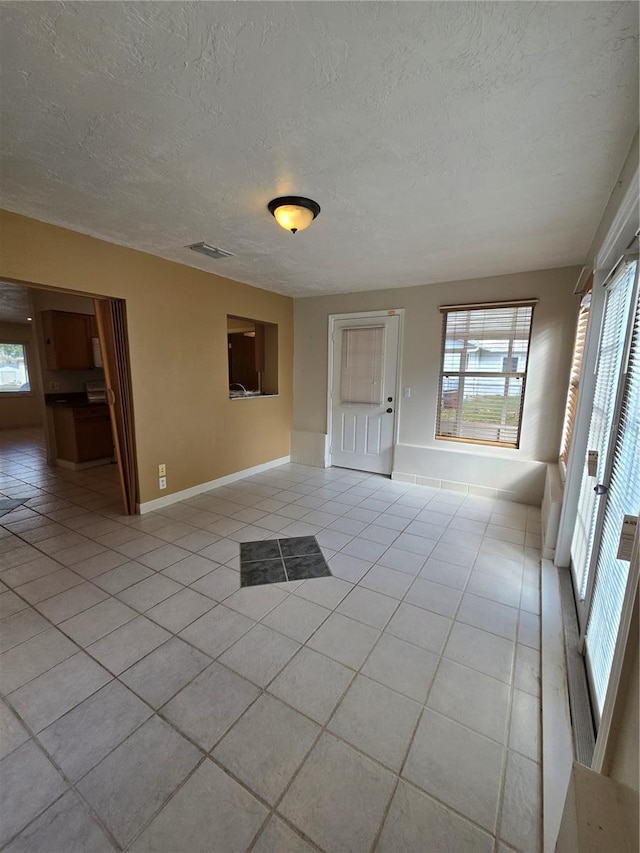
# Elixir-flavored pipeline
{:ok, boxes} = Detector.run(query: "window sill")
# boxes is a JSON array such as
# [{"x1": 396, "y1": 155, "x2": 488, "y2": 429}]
[
  {"x1": 229, "y1": 393, "x2": 279, "y2": 400},
  {"x1": 435, "y1": 434, "x2": 519, "y2": 449}
]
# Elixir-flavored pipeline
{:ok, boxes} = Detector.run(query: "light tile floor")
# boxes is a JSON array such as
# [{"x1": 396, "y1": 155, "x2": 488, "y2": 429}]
[{"x1": 0, "y1": 428, "x2": 542, "y2": 852}]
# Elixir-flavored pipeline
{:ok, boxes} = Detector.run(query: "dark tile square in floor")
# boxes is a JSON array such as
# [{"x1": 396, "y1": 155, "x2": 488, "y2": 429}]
[
  {"x1": 240, "y1": 540, "x2": 282, "y2": 563},
  {"x1": 241, "y1": 559, "x2": 287, "y2": 587},
  {"x1": 0, "y1": 498, "x2": 27, "y2": 517},
  {"x1": 284, "y1": 553, "x2": 332, "y2": 581},
  {"x1": 279, "y1": 536, "x2": 323, "y2": 558},
  {"x1": 239, "y1": 537, "x2": 331, "y2": 587}
]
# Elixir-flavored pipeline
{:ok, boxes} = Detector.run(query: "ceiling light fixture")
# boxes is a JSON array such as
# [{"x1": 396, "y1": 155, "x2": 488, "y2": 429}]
[{"x1": 268, "y1": 196, "x2": 320, "y2": 234}]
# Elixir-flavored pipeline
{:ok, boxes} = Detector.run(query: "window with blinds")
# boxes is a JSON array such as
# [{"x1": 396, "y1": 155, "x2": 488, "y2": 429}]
[
  {"x1": 584, "y1": 264, "x2": 639, "y2": 720},
  {"x1": 559, "y1": 281, "x2": 593, "y2": 470},
  {"x1": 435, "y1": 301, "x2": 536, "y2": 447},
  {"x1": 571, "y1": 264, "x2": 636, "y2": 601},
  {"x1": 340, "y1": 326, "x2": 385, "y2": 405}
]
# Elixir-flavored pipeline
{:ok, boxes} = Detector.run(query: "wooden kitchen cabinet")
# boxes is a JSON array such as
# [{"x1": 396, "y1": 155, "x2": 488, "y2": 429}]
[
  {"x1": 41, "y1": 310, "x2": 94, "y2": 370},
  {"x1": 52, "y1": 405, "x2": 114, "y2": 464}
]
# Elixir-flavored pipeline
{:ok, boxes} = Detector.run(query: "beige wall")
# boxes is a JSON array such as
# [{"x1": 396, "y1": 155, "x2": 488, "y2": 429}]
[
  {"x1": 293, "y1": 266, "x2": 579, "y2": 502},
  {"x1": 0, "y1": 211, "x2": 293, "y2": 504},
  {"x1": 0, "y1": 320, "x2": 44, "y2": 429}
]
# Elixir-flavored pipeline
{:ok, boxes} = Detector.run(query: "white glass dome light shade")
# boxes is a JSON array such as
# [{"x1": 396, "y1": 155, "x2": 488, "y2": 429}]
[
  {"x1": 268, "y1": 196, "x2": 321, "y2": 234},
  {"x1": 273, "y1": 204, "x2": 314, "y2": 233}
]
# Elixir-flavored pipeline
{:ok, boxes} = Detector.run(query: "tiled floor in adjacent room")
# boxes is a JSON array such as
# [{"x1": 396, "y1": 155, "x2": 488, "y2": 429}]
[{"x1": 0, "y1": 428, "x2": 542, "y2": 852}]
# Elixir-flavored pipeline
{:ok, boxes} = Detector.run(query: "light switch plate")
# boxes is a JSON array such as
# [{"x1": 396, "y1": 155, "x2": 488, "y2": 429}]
[{"x1": 158, "y1": 464, "x2": 166, "y2": 477}]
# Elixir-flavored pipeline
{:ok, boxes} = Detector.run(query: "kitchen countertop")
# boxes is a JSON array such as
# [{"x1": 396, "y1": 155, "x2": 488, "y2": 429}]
[{"x1": 229, "y1": 393, "x2": 278, "y2": 399}]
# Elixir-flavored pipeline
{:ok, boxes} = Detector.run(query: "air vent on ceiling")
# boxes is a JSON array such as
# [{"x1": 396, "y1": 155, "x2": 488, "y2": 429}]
[{"x1": 187, "y1": 242, "x2": 234, "y2": 260}]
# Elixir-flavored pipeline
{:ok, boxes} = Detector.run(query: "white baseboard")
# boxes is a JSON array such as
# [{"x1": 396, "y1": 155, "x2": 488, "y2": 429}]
[
  {"x1": 391, "y1": 470, "x2": 541, "y2": 505},
  {"x1": 392, "y1": 444, "x2": 546, "y2": 504},
  {"x1": 541, "y1": 559, "x2": 574, "y2": 853},
  {"x1": 137, "y1": 455, "x2": 291, "y2": 514}
]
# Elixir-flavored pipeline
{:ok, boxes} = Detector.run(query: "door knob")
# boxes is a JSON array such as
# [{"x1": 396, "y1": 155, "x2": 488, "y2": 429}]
[
  {"x1": 386, "y1": 408, "x2": 393, "y2": 414},
  {"x1": 387, "y1": 397, "x2": 393, "y2": 402}
]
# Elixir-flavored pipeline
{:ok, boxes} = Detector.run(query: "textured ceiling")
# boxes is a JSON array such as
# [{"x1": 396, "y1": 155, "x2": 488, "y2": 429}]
[{"x1": 0, "y1": 2, "x2": 637, "y2": 297}]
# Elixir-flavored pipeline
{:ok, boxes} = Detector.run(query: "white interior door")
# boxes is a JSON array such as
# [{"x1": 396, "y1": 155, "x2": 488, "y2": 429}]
[{"x1": 329, "y1": 314, "x2": 400, "y2": 475}]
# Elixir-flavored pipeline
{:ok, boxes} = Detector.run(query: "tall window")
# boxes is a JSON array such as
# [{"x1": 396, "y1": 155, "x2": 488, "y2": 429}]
[
  {"x1": 436, "y1": 300, "x2": 536, "y2": 447},
  {"x1": 0, "y1": 343, "x2": 30, "y2": 393},
  {"x1": 559, "y1": 279, "x2": 593, "y2": 471},
  {"x1": 568, "y1": 257, "x2": 639, "y2": 724}
]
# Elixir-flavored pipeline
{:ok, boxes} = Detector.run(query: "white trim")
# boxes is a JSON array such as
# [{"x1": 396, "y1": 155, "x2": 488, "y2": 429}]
[
  {"x1": 327, "y1": 309, "x2": 404, "y2": 322},
  {"x1": 439, "y1": 298, "x2": 538, "y2": 312},
  {"x1": 555, "y1": 277, "x2": 606, "y2": 568},
  {"x1": 137, "y1": 455, "x2": 291, "y2": 514},
  {"x1": 541, "y1": 560, "x2": 575, "y2": 853},
  {"x1": 578, "y1": 261, "x2": 639, "y2": 638},
  {"x1": 555, "y1": 173, "x2": 639, "y2": 569},
  {"x1": 591, "y1": 515, "x2": 640, "y2": 772},
  {"x1": 290, "y1": 431, "x2": 329, "y2": 467},
  {"x1": 326, "y1": 309, "x2": 404, "y2": 473},
  {"x1": 229, "y1": 394, "x2": 280, "y2": 401},
  {"x1": 391, "y1": 470, "x2": 541, "y2": 504},
  {"x1": 573, "y1": 265, "x2": 593, "y2": 295},
  {"x1": 595, "y1": 166, "x2": 639, "y2": 273},
  {"x1": 541, "y1": 463, "x2": 564, "y2": 559}
]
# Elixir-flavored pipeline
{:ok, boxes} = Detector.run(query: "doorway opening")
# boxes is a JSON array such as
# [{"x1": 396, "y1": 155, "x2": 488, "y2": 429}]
[{"x1": 0, "y1": 280, "x2": 138, "y2": 515}]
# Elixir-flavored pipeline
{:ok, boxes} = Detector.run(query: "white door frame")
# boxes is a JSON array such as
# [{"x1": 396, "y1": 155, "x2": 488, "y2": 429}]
[
  {"x1": 327, "y1": 309, "x2": 404, "y2": 472},
  {"x1": 578, "y1": 257, "x2": 639, "y2": 638},
  {"x1": 556, "y1": 167, "x2": 639, "y2": 569}
]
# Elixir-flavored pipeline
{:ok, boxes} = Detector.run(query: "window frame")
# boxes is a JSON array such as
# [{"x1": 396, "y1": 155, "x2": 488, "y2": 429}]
[
  {"x1": 559, "y1": 278, "x2": 593, "y2": 479},
  {"x1": 0, "y1": 341, "x2": 33, "y2": 396},
  {"x1": 435, "y1": 299, "x2": 537, "y2": 449}
]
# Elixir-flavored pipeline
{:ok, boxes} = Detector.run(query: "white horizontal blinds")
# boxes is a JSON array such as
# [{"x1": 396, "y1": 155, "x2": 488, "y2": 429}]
[
  {"x1": 572, "y1": 263, "x2": 636, "y2": 600},
  {"x1": 560, "y1": 282, "x2": 593, "y2": 466},
  {"x1": 340, "y1": 326, "x2": 385, "y2": 405},
  {"x1": 436, "y1": 302, "x2": 535, "y2": 447},
  {"x1": 585, "y1": 264, "x2": 639, "y2": 719}
]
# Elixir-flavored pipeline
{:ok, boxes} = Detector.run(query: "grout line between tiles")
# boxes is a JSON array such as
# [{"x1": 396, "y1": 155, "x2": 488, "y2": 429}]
[
  {"x1": 2, "y1": 435, "x2": 542, "y2": 852},
  {"x1": 276, "y1": 538, "x2": 289, "y2": 582}
]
